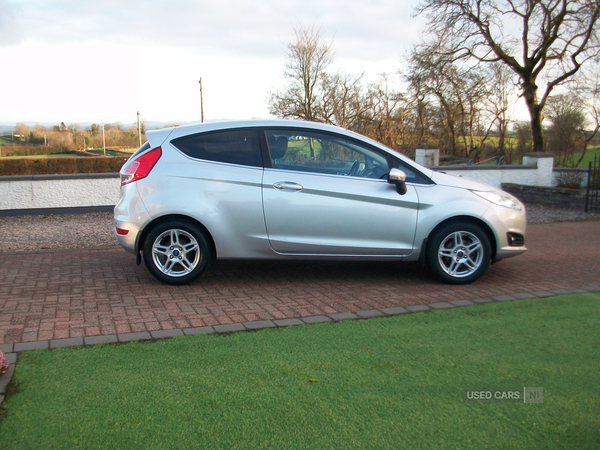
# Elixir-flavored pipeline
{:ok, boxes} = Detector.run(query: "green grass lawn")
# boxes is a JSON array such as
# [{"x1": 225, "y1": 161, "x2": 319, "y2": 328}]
[
  {"x1": 87, "y1": 148, "x2": 134, "y2": 156},
  {"x1": 0, "y1": 294, "x2": 598, "y2": 449},
  {"x1": 571, "y1": 145, "x2": 600, "y2": 167}
]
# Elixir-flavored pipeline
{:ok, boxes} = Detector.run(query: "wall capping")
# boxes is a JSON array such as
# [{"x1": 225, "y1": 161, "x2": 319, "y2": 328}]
[{"x1": 0, "y1": 173, "x2": 119, "y2": 182}]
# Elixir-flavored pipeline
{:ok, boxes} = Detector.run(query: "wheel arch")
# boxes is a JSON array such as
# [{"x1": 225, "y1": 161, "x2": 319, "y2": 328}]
[{"x1": 136, "y1": 214, "x2": 217, "y2": 260}]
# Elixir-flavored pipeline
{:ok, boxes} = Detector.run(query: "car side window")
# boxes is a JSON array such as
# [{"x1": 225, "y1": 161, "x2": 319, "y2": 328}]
[
  {"x1": 171, "y1": 129, "x2": 261, "y2": 167},
  {"x1": 265, "y1": 129, "x2": 390, "y2": 179}
]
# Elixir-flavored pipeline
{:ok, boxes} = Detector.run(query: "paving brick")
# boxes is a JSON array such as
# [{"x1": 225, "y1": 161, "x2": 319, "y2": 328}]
[
  {"x1": 493, "y1": 295, "x2": 517, "y2": 302},
  {"x1": 151, "y1": 329, "x2": 184, "y2": 339},
  {"x1": 85, "y1": 335, "x2": 118, "y2": 346},
  {"x1": 273, "y1": 318, "x2": 304, "y2": 327},
  {"x1": 183, "y1": 327, "x2": 215, "y2": 336},
  {"x1": 213, "y1": 323, "x2": 246, "y2": 333},
  {"x1": 379, "y1": 307, "x2": 409, "y2": 316},
  {"x1": 301, "y1": 315, "x2": 332, "y2": 324},
  {"x1": 327, "y1": 312, "x2": 359, "y2": 321},
  {"x1": 14, "y1": 341, "x2": 49, "y2": 352},
  {"x1": 472, "y1": 297, "x2": 494, "y2": 303},
  {"x1": 243, "y1": 320, "x2": 276, "y2": 330},
  {"x1": 406, "y1": 305, "x2": 431, "y2": 313},
  {"x1": 0, "y1": 344, "x2": 13, "y2": 354},
  {"x1": 530, "y1": 291, "x2": 556, "y2": 298},
  {"x1": 356, "y1": 309, "x2": 386, "y2": 318},
  {"x1": 549, "y1": 289, "x2": 574, "y2": 295},
  {"x1": 449, "y1": 299, "x2": 475, "y2": 307},
  {"x1": 512, "y1": 293, "x2": 535, "y2": 299},
  {"x1": 50, "y1": 338, "x2": 84, "y2": 349},
  {"x1": 429, "y1": 302, "x2": 455, "y2": 309},
  {"x1": 118, "y1": 332, "x2": 151, "y2": 343}
]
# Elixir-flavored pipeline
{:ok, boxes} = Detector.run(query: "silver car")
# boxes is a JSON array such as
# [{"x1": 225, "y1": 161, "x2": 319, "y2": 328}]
[{"x1": 114, "y1": 120, "x2": 526, "y2": 285}]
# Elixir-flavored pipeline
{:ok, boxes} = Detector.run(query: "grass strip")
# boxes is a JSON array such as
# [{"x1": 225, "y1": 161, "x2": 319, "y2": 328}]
[{"x1": 0, "y1": 294, "x2": 598, "y2": 449}]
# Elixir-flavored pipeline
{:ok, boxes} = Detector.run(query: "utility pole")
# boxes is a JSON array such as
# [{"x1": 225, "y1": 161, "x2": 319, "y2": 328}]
[
  {"x1": 102, "y1": 123, "x2": 106, "y2": 156},
  {"x1": 137, "y1": 111, "x2": 142, "y2": 147},
  {"x1": 199, "y1": 77, "x2": 204, "y2": 123}
]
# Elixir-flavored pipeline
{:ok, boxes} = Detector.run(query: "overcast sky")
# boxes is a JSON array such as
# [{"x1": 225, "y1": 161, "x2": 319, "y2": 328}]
[{"x1": 0, "y1": 0, "x2": 425, "y2": 126}]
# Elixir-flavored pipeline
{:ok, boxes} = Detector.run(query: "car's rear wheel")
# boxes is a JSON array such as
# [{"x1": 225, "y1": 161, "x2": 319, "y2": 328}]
[
  {"x1": 142, "y1": 220, "x2": 211, "y2": 285},
  {"x1": 426, "y1": 222, "x2": 491, "y2": 284}
]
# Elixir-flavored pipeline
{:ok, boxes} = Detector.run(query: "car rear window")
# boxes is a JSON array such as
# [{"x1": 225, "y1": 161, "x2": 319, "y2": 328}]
[{"x1": 171, "y1": 129, "x2": 261, "y2": 167}]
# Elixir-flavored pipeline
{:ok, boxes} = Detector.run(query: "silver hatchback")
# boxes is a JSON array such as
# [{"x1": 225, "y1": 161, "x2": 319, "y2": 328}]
[{"x1": 114, "y1": 120, "x2": 526, "y2": 285}]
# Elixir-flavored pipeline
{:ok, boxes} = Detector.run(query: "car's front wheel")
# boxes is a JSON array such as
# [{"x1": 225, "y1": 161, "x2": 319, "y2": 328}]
[
  {"x1": 426, "y1": 222, "x2": 491, "y2": 284},
  {"x1": 142, "y1": 220, "x2": 211, "y2": 285}
]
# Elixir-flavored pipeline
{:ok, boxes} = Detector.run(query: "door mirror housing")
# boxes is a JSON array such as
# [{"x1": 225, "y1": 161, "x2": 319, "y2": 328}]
[{"x1": 388, "y1": 168, "x2": 408, "y2": 195}]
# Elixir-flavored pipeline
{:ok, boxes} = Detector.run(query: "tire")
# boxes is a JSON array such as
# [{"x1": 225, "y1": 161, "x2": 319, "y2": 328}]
[
  {"x1": 426, "y1": 222, "x2": 492, "y2": 284},
  {"x1": 142, "y1": 220, "x2": 211, "y2": 285}
]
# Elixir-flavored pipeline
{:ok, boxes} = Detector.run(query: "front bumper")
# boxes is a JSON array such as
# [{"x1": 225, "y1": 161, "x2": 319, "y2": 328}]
[{"x1": 482, "y1": 203, "x2": 527, "y2": 261}]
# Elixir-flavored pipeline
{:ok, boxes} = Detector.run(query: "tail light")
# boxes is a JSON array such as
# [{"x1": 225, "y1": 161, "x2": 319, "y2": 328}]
[{"x1": 120, "y1": 147, "x2": 162, "y2": 186}]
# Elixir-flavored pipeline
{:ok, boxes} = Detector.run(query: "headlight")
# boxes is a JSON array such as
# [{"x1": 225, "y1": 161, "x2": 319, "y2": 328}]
[{"x1": 471, "y1": 190, "x2": 523, "y2": 211}]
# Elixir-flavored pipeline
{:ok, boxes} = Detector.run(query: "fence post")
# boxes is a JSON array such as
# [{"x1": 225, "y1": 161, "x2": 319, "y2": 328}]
[{"x1": 585, "y1": 161, "x2": 592, "y2": 213}]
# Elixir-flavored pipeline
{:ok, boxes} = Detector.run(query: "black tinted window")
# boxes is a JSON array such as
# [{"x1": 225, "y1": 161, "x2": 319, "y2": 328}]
[{"x1": 172, "y1": 129, "x2": 261, "y2": 167}]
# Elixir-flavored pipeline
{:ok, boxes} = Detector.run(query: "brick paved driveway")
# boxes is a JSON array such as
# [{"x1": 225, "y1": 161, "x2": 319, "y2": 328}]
[{"x1": 1, "y1": 221, "x2": 599, "y2": 345}]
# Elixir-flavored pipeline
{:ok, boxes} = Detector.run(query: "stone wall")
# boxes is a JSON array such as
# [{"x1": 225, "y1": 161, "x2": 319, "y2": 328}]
[
  {"x1": 501, "y1": 183, "x2": 587, "y2": 210},
  {"x1": 0, "y1": 173, "x2": 120, "y2": 212},
  {"x1": 430, "y1": 152, "x2": 556, "y2": 189}
]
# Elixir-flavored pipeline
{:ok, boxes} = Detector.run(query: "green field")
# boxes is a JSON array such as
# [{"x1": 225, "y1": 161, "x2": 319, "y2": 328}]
[
  {"x1": 0, "y1": 294, "x2": 598, "y2": 449},
  {"x1": 87, "y1": 148, "x2": 135, "y2": 156},
  {"x1": 571, "y1": 145, "x2": 600, "y2": 167}
]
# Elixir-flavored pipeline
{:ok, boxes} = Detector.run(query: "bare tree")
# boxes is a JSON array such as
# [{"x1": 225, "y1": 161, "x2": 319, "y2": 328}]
[
  {"x1": 407, "y1": 37, "x2": 462, "y2": 155},
  {"x1": 361, "y1": 74, "x2": 410, "y2": 150},
  {"x1": 485, "y1": 63, "x2": 516, "y2": 161},
  {"x1": 545, "y1": 94, "x2": 587, "y2": 166},
  {"x1": 407, "y1": 33, "x2": 492, "y2": 159},
  {"x1": 514, "y1": 120, "x2": 533, "y2": 156},
  {"x1": 415, "y1": 0, "x2": 600, "y2": 152},
  {"x1": 320, "y1": 72, "x2": 368, "y2": 129},
  {"x1": 269, "y1": 25, "x2": 334, "y2": 122},
  {"x1": 570, "y1": 55, "x2": 600, "y2": 166}
]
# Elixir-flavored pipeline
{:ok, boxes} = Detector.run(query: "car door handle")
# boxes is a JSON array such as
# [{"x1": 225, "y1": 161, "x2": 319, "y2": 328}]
[{"x1": 273, "y1": 182, "x2": 303, "y2": 191}]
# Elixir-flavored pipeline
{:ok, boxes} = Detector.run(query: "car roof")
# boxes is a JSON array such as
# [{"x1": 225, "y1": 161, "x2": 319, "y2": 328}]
[{"x1": 145, "y1": 119, "x2": 354, "y2": 143}]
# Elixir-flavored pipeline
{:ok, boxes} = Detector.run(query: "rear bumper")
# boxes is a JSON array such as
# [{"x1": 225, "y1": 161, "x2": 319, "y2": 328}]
[{"x1": 113, "y1": 185, "x2": 151, "y2": 254}]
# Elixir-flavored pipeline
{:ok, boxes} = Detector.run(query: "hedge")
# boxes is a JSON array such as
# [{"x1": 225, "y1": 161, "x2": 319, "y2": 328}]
[
  {"x1": 0, "y1": 156, "x2": 128, "y2": 175},
  {"x1": 0, "y1": 146, "x2": 76, "y2": 157}
]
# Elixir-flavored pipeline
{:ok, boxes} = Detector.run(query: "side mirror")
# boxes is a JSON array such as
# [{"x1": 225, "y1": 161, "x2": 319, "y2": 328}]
[{"x1": 388, "y1": 168, "x2": 408, "y2": 195}]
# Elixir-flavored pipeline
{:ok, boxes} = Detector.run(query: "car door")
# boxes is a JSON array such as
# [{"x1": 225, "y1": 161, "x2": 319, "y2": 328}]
[{"x1": 261, "y1": 128, "x2": 419, "y2": 256}]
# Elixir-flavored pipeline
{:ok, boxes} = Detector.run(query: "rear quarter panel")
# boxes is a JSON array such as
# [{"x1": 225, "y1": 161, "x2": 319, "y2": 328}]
[{"x1": 136, "y1": 148, "x2": 270, "y2": 258}]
